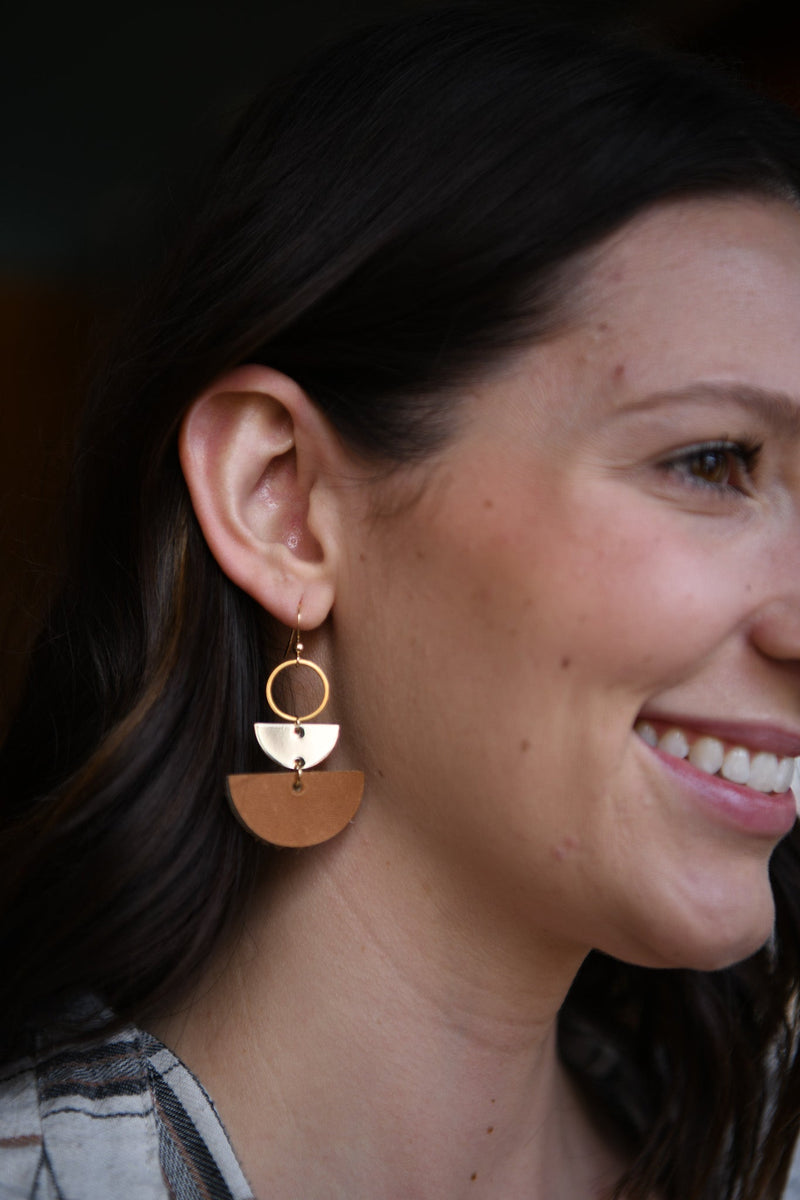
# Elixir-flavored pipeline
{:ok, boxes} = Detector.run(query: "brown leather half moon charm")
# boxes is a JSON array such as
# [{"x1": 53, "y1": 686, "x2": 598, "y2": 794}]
[{"x1": 226, "y1": 771, "x2": 364, "y2": 848}]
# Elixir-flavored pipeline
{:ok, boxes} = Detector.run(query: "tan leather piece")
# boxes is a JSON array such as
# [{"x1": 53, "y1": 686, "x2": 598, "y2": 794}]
[{"x1": 226, "y1": 770, "x2": 364, "y2": 847}]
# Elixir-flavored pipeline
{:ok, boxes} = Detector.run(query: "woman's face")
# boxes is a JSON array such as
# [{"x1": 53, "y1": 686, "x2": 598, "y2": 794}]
[{"x1": 333, "y1": 196, "x2": 800, "y2": 972}]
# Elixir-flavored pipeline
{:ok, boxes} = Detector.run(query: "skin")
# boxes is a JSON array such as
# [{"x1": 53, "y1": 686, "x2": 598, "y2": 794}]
[{"x1": 159, "y1": 196, "x2": 800, "y2": 1199}]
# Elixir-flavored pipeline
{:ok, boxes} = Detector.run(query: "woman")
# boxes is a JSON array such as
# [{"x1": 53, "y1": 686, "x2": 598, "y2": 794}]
[{"x1": 2, "y1": 8, "x2": 800, "y2": 1198}]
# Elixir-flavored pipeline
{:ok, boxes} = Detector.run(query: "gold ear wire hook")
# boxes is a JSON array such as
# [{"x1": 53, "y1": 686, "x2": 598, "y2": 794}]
[
  {"x1": 280, "y1": 605, "x2": 304, "y2": 663},
  {"x1": 295, "y1": 605, "x2": 303, "y2": 663}
]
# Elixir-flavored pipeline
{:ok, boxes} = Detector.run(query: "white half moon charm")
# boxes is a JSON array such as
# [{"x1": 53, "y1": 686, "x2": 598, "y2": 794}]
[{"x1": 254, "y1": 722, "x2": 340, "y2": 770}]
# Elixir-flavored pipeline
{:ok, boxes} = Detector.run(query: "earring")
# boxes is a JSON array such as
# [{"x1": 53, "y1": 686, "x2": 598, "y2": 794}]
[{"x1": 226, "y1": 612, "x2": 364, "y2": 847}]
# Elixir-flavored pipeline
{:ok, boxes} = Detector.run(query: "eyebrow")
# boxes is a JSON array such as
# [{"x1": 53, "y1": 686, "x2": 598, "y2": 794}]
[{"x1": 625, "y1": 382, "x2": 800, "y2": 437}]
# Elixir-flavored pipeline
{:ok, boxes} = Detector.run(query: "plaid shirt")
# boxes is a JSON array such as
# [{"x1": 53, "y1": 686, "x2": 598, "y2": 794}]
[{"x1": 0, "y1": 1025, "x2": 254, "y2": 1200}]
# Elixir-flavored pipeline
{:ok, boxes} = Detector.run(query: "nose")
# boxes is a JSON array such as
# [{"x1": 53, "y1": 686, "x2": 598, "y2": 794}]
[{"x1": 749, "y1": 598, "x2": 800, "y2": 662}]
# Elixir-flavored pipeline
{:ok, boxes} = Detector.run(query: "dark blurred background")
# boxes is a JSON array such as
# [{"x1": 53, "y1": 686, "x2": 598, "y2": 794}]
[{"x1": 2, "y1": 0, "x2": 799, "y2": 723}]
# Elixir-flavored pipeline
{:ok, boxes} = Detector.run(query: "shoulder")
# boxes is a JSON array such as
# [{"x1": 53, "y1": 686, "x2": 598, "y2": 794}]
[
  {"x1": 0, "y1": 1024, "x2": 168, "y2": 1199},
  {"x1": 0, "y1": 1022, "x2": 254, "y2": 1200}
]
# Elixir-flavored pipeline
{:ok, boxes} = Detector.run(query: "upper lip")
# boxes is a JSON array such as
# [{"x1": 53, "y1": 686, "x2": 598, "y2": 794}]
[{"x1": 636, "y1": 711, "x2": 800, "y2": 758}]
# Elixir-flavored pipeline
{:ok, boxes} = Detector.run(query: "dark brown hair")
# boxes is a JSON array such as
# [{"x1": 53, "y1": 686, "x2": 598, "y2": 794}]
[{"x1": 3, "y1": 10, "x2": 800, "y2": 1198}]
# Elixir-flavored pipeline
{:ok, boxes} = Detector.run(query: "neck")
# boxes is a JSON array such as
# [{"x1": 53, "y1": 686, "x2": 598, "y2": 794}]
[{"x1": 149, "y1": 825, "x2": 624, "y2": 1200}]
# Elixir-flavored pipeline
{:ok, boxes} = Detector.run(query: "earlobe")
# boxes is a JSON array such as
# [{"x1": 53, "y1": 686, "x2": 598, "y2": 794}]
[{"x1": 178, "y1": 365, "x2": 337, "y2": 628}]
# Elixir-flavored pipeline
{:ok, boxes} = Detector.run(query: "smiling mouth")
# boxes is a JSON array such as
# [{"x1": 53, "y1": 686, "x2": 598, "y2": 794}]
[{"x1": 634, "y1": 720, "x2": 797, "y2": 796}]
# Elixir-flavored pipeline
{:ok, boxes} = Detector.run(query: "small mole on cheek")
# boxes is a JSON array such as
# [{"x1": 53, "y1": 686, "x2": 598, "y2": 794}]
[
  {"x1": 483, "y1": 497, "x2": 494, "y2": 509},
  {"x1": 612, "y1": 361, "x2": 625, "y2": 380},
  {"x1": 560, "y1": 656, "x2": 571, "y2": 669},
  {"x1": 470, "y1": 1173, "x2": 478, "y2": 1182},
  {"x1": 359, "y1": 553, "x2": 366, "y2": 562},
  {"x1": 552, "y1": 835, "x2": 579, "y2": 861},
  {"x1": 487, "y1": 1126, "x2": 494, "y2": 1134},
  {"x1": 416, "y1": 549, "x2": 425, "y2": 560},
  {"x1": 598, "y1": 320, "x2": 609, "y2": 330},
  {"x1": 520, "y1": 738, "x2": 531, "y2": 752}
]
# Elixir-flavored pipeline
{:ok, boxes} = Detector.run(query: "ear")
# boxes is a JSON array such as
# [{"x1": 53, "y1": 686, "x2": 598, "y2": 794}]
[{"x1": 179, "y1": 364, "x2": 341, "y2": 629}]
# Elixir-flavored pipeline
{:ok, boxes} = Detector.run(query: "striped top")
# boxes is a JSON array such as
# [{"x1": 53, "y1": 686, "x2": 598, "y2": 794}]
[
  {"x1": 3, "y1": 1022, "x2": 800, "y2": 1198},
  {"x1": 0, "y1": 1024, "x2": 254, "y2": 1200}
]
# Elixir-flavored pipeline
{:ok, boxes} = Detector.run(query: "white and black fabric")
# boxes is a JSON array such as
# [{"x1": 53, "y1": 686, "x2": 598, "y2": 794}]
[{"x1": 0, "y1": 1025, "x2": 253, "y2": 1199}]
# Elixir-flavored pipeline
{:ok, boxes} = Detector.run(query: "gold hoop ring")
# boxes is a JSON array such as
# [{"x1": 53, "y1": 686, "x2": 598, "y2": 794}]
[{"x1": 266, "y1": 657, "x2": 330, "y2": 723}]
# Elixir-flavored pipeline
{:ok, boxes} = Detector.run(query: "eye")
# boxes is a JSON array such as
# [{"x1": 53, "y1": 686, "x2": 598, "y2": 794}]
[
  {"x1": 662, "y1": 439, "x2": 762, "y2": 494},
  {"x1": 687, "y1": 446, "x2": 735, "y2": 485}
]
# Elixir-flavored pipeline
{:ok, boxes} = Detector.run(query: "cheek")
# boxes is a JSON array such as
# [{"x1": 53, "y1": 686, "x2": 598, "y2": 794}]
[
  {"x1": 348, "y1": 471, "x2": 746, "y2": 788},
  {"x1": 510, "y1": 493, "x2": 748, "y2": 696}
]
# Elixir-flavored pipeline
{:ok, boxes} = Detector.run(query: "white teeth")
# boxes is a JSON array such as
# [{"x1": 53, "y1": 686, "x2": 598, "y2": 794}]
[
  {"x1": 634, "y1": 721, "x2": 800, "y2": 798},
  {"x1": 775, "y1": 757, "x2": 795, "y2": 793},
  {"x1": 721, "y1": 747, "x2": 750, "y2": 785},
  {"x1": 689, "y1": 737, "x2": 725, "y2": 776},
  {"x1": 659, "y1": 728, "x2": 689, "y2": 758},
  {"x1": 636, "y1": 721, "x2": 658, "y2": 747},
  {"x1": 748, "y1": 753, "x2": 778, "y2": 793}
]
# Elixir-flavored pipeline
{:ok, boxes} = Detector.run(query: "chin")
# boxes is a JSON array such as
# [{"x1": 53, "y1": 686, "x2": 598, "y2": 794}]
[
  {"x1": 663, "y1": 926, "x2": 774, "y2": 973},
  {"x1": 614, "y1": 877, "x2": 777, "y2": 973}
]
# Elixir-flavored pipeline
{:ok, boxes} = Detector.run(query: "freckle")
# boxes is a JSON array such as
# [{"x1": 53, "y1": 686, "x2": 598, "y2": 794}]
[
  {"x1": 483, "y1": 497, "x2": 494, "y2": 509},
  {"x1": 359, "y1": 552, "x2": 366, "y2": 562},
  {"x1": 377, "y1": 768, "x2": 385, "y2": 778},
  {"x1": 487, "y1": 1126, "x2": 494, "y2": 1134},
  {"x1": 520, "y1": 738, "x2": 531, "y2": 752},
  {"x1": 471, "y1": 1173, "x2": 478, "y2": 1182},
  {"x1": 491, "y1": 1098, "x2": 496, "y2": 1104},
  {"x1": 416, "y1": 549, "x2": 425, "y2": 559},
  {"x1": 552, "y1": 835, "x2": 579, "y2": 861},
  {"x1": 612, "y1": 362, "x2": 625, "y2": 379},
  {"x1": 560, "y1": 656, "x2": 571, "y2": 669},
  {"x1": 598, "y1": 320, "x2": 609, "y2": 330}
]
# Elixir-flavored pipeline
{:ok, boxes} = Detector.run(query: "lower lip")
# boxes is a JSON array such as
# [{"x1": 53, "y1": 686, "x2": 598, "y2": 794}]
[{"x1": 644, "y1": 742, "x2": 797, "y2": 838}]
